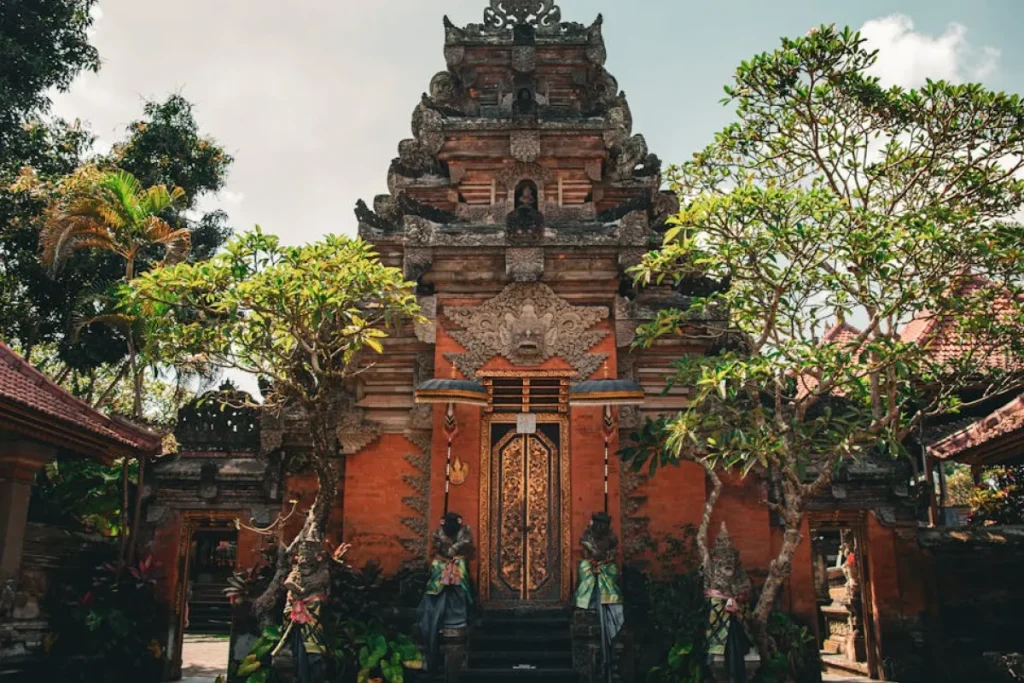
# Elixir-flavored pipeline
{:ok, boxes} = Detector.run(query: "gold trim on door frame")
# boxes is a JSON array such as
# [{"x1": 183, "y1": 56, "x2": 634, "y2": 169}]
[{"x1": 479, "y1": 412, "x2": 571, "y2": 605}]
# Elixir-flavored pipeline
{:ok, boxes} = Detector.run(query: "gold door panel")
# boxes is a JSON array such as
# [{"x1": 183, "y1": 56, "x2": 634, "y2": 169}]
[{"x1": 484, "y1": 419, "x2": 567, "y2": 604}]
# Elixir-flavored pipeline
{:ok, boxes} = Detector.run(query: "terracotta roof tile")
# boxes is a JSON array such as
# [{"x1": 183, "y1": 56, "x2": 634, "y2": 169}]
[
  {"x1": 0, "y1": 340, "x2": 161, "y2": 454},
  {"x1": 929, "y1": 392, "x2": 1024, "y2": 462}
]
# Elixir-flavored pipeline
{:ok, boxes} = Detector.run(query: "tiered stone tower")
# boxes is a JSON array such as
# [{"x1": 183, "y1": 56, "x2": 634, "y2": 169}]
[{"x1": 344, "y1": 0, "x2": 709, "y2": 604}]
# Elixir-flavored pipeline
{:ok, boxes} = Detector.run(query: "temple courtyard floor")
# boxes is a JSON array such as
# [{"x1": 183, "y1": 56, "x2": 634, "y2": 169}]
[{"x1": 176, "y1": 634, "x2": 875, "y2": 683}]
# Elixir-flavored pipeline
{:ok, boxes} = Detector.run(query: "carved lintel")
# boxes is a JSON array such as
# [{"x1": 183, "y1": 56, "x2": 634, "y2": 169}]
[
  {"x1": 445, "y1": 282, "x2": 609, "y2": 380},
  {"x1": 509, "y1": 130, "x2": 542, "y2": 163},
  {"x1": 496, "y1": 161, "x2": 555, "y2": 192},
  {"x1": 506, "y1": 247, "x2": 545, "y2": 282}
]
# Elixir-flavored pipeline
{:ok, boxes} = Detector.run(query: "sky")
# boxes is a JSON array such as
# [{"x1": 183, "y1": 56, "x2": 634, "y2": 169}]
[{"x1": 50, "y1": 0, "x2": 1024, "y2": 246}]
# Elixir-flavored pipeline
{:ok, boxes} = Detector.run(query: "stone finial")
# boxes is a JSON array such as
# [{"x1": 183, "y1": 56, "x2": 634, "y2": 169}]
[
  {"x1": 483, "y1": 0, "x2": 562, "y2": 31},
  {"x1": 708, "y1": 523, "x2": 752, "y2": 597}
]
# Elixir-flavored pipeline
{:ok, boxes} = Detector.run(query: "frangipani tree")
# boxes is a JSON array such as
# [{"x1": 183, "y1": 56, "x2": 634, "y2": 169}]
[
  {"x1": 125, "y1": 228, "x2": 421, "y2": 622},
  {"x1": 626, "y1": 25, "x2": 1024, "y2": 668}
]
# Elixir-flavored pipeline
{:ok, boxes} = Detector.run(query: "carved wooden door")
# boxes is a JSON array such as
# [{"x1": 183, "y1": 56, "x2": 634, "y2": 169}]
[{"x1": 489, "y1": 421, "x2": 563, "y2": 604}]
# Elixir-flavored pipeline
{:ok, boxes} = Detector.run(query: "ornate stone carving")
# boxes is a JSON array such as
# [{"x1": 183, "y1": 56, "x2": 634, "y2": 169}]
[
  {"x1": 404, "y1": 428, "x2": 433, "y2": 455},
  {"x1": 415, "y1": 295, "x2": 438, "y2": 344},
  {"x1": 400, "y1": 451, "x2": 432, "y2": 560},
  {"x1": 510, "y1": 130, "x2": 541, "y2": 163},
  {"x1": 444, "y1": 283, "x2": 609, "y2": 380},
  {"x1": 405, "y1": 215, "x2": 436, "y2": 246},
  {"x1": 511, "y1": 46, "x2": 537, "y2": 73},
  {"x1": 615, "y1": 295, "x2": 637, "y2": 348},
  {"x1": 496, "y1": 161, "x2": 555, "y2": 192},
  {"x1": 585, "y1": 15, "x2": 607, "y2": 66},
  {"x1": 618, "y1": 210, "x2": 650, "y2": 246},
  {"x1": 483, "y1": 0, "x2": 562, "y2": 31},
  {"x1": 337, "y1": 402, "x2": 381, "y2": 455},
  {"x1": 506, "y1": 247, "x2": 545, "y2": 282},
  {"x1": 585, "y1": 160, "x2": 603, "y2": 182},
  {"x1": 404, "y1": 247, "x2": 433, "y2": 282}
]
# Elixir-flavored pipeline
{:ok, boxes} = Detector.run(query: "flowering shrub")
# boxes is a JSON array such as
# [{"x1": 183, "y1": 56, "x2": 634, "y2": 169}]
[{"x1": 45, "y1": 551, "x2": 169, "y2": 682}]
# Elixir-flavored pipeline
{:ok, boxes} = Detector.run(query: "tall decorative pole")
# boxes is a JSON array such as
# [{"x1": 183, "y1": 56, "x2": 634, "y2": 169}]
[
  {"x1": 569, "y1": 362, "x2": 645, "y2": 514},
  {"x1": 415, "y1": 366, "x2": 488, "y2": 515}
]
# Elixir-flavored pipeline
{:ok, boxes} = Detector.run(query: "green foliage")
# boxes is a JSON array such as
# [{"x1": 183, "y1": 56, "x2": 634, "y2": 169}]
[
  {"x1": 624, "y1": 526, "x2": 709, "y2": 683},
  {"x1": 0, "y1": 95, "x2": 233, "y2": 399},
  {"x1": 233, "y1": 625, "x2": 282, "y2": 683},
  {"x1": 342, "y1": 620, "x2": 423, "y2": 683},
  {"x1": 630, "y1": 22, "x2": 1024, "y2": 633},
  {"x1": 752, "y1": 613, "x2": 820, "y2": 683},
  {"x1": 29, "y1": 456, "x2": 137, "y2": 534},
  {"x1": 967, "y1": 465, "x2": 1024, "y2": 525},
  {"x1": 127, "y1": 229, "x2": 423, "y2": 410},
  {"x1": 45, "y1": 549, "x2": 169, "y2": 682},
  {"x1": 0, "y1": 0, "x2": 99, "y2": 146}
]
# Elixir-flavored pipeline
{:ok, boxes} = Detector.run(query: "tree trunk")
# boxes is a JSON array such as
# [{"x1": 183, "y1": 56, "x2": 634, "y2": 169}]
[
  {"x1": 697, "y1": 462, "x2": 722, "y2": 575},
  {"x1": 117, "y1": 456, "x2": 131, "y2": 577},
  {"x1": 127, "y1": 455, "x2": 147, "y2": 566},
  {"x1": 94, "y1": 360, "x2": 131, "y2": 409},
  {"x1": 252, "y1": 422, "x2": 339, "y2": 628}
]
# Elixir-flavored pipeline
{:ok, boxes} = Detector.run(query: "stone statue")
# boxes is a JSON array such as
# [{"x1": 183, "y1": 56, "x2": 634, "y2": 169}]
[
  {"x1": 574, "y1": 512, "x2": 624, "y2": 683},
  {"x1": 417, "y1": 513, "x2": 474, "y2": 671},
  {"x1": 705, "y1": 524, "x2": 752, "y2": 683},
  {"x1": 272, "y1": 531, "x2": 330, "y2": 683}
]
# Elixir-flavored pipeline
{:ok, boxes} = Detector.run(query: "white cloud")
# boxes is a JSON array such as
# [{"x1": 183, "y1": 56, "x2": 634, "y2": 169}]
[{"x1": 860, "y1": 14, "x2": 1000, "y2": 88}]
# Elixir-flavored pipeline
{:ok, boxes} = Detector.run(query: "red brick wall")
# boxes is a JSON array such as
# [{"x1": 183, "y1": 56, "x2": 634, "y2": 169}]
[{"x1": 342, "y1": 433, "x2": 429, "y2": 574}]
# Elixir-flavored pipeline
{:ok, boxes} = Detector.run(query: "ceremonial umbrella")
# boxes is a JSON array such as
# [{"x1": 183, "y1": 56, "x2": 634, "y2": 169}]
[
  {"x1": 568, "y1": 366, "x2": 645, "y2": 513},
  {"x1": 415, "y1": 371, "x2": 488, "y2": 514}
]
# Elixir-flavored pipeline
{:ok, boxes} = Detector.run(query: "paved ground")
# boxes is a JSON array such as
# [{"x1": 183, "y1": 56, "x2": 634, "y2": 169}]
[{"x1": 180, "y1": 634, "x2": 230, "y2": 683}]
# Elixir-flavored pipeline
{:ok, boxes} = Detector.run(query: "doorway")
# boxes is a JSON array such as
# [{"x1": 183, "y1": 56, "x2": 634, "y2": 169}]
[
  {"x1": 171, "y1": 511, "x2": 241, "y2": 680},
  {"x1": 809, "y1": 519, "x2": 877, "y2": 679},
  {"x1": 479, "y1": 409, "x2": 571, "y2": 607}
]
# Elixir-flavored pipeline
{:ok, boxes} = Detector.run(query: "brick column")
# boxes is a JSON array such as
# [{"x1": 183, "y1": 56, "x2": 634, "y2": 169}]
[{"x1": 0, "y1": 437, "x2": 56, "y2": 581}]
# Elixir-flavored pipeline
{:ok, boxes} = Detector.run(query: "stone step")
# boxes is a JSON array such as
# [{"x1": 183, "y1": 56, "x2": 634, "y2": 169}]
[
  {"x1": 461, "y1": 667, "x2": 579, "y2": 683},
  {"x1": 469, "y1": 649, "x2": 573, "y2": 669},
  {"x1": 472, "y1": 633, "x2": 572, "y2": 652}
]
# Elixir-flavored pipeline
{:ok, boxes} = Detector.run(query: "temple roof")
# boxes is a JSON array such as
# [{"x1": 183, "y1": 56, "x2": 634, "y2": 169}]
[
  {"x1": 929, "y1": 392, "x2": 1024, "y2": 465},
  {"x1": 0, "y1": 340, "x2": 162, "y2": 459}
]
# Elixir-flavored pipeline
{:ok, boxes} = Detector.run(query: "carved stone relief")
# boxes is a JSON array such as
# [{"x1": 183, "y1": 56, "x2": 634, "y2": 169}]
[
  {"x1": 483, "y1": 0, "x2": 562, "y2": 31},
  {"x1": 415, "y1": 295, "x2": 438, "y2": 344},
  {"x1": 615, "y1": 295, "x2": 638, "y2": 348},
  {"x1": 337, "y1": 405, "x2": 382, "y2": 456},
  {"x1": 618, "y1": 210, "x2": 650, "y2": 246},
  {"x1": 400, "y1": 451, "x2": 432, "y2": 562},
  {"x1": 496, "y1": 161, "x2": 555, "y2": 194},
  {"x1": 510, "y1": 130, "x2": 542, "y2": 163},
  {"x1": 404, "y1": 247, "x2": 433, "y2": 282},
  {"x1": 444, "y1": 282, "x2": 609, "y2": 380},
  {"x1": 506, "y1": 247, "x2": 545, "y2": 282},
  {"x1": 512, "y1": 46, "x2": 537, "y2": 73}
]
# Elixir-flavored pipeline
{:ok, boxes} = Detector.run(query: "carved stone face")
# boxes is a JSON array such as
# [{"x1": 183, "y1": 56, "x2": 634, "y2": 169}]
[{"x1": 502, "y1": 303, "x2": 555, "y2": 362}]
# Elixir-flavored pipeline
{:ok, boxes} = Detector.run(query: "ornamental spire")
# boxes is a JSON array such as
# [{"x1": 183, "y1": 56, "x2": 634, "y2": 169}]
[{"x1": 483, "y1": 0, "x2": 562, "y2": 31}]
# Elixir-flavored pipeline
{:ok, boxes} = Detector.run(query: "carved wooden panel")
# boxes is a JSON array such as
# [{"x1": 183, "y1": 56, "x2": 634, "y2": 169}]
[{"x1": 486, "y1": 420, "x2": 565, "y2": 604}]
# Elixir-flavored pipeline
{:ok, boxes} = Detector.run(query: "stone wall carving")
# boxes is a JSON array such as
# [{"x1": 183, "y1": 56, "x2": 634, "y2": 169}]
[
  {"x1": 510, "y1": 130, "x2": 541, "y2": 162},
  {"x1": 506, "y1": 247, "x2": 545, "y2": 282},
  {"x1": 483, "y1": 0, "x2": 562, "y2": 32},
  {"x1": 444, "y1": 282, "x2": 609, "y2": 380},
  {"x1": 400, "y1": 451, "x2": 432, "y2": 562},
  {"x1": 415, "y1": 295, "x2": 438, "y2": 344}
]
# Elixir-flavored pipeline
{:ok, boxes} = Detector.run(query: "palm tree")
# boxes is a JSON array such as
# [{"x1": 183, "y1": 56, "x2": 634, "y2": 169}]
[
  {"x1": 40, "y1": 170, "x2": 192, "y2": 571},
  {"x1": 40, "y1": 169, "x2": 191, "y2": 416}
]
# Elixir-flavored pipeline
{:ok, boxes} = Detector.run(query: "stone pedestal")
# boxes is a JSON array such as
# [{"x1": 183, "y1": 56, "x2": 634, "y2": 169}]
[
  {"x1": 440, "y1": 626, "x2": 468, "y2": 683},
  {"x1": 572, "y1": 609, "x2": 601, "y2": 683}
]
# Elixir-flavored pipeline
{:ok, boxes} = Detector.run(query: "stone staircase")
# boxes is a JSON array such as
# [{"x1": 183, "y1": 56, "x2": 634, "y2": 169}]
[
  {"x1": 462, "y1": 609, "x2": 578, "y2": 683},
  {"x1": 186, "y1": 581, "x2": 232, "y2": 635}
]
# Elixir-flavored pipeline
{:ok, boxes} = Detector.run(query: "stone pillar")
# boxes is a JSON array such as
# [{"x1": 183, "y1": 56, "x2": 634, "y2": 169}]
[
  {"x1": 440, "y1": 626, "x2": 468, "y2": 683},
  {"x1": 0, "y1": 438, "x2": 55, "y2": 582}
]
